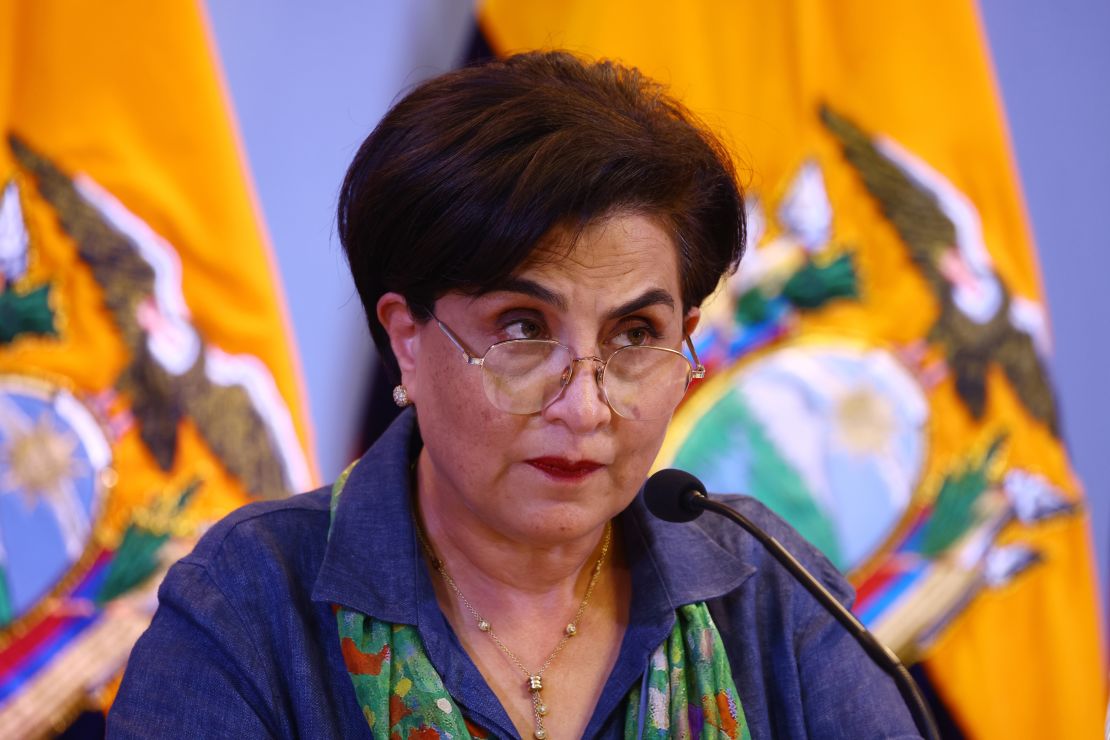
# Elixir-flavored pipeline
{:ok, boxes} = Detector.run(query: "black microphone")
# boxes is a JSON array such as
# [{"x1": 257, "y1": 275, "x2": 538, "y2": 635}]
[{"x1": 644, "y1": 468, "x2": 939, "y2": 740}]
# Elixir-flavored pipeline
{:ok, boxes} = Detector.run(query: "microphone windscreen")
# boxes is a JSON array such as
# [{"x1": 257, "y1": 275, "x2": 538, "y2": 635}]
[{"x1": 644, "y1": 468, "x2": 706, "y2": 523}]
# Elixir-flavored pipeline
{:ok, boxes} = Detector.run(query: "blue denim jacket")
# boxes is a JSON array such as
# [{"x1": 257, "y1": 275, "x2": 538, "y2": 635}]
[{"x1": 109, "y1": 409, "x2": 920, "y2": 738}]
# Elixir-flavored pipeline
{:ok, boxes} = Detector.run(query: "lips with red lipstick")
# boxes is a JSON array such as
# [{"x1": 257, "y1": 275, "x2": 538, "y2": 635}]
[{"x1": 525, "y1": 457, "x2": 605, "y2": 480}]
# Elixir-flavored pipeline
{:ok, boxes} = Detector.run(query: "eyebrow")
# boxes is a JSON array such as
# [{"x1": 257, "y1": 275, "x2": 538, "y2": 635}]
[
  {"x1": 488, "y1": 278, "x2": 676, "y2": 319},
  {"x1": 488, "y1": 277, "x2": 568, "y2": 311},
  {"x1": 604, "y1": 288, "x2": 676, "y2": 320}
]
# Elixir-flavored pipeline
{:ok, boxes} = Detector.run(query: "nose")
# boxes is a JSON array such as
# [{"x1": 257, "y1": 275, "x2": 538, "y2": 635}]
[{"x1": 542, "y1": 355, "x2": 612, "y2": 431}]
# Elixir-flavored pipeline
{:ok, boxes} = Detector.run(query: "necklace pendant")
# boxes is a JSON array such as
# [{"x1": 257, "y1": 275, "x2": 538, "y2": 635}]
[
  {"x1": 417, "y1": 520, "x2": 613, "y2": 740},
  {"x1": 533, "y1": 694, "x2": 549, "y2": 739}
]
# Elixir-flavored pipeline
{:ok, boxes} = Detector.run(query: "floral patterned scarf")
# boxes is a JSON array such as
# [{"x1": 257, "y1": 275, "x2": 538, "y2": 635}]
[{"x1": 329, "y1": 468, "x2": 750, "y2": 739}]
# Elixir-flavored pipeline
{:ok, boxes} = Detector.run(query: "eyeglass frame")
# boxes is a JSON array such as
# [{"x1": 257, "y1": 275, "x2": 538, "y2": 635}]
[{"x1": 426, "y1": 312, "x2": 706, "y2": 418}]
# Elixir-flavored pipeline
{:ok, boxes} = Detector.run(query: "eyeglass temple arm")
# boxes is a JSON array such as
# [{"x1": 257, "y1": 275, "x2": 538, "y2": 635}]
[
  {"x1": 433, "y1": 318, "x2": 485, "y2": 366},
  {"x1": 685, "y1": 336, "x2": 706, "y2": 379}
]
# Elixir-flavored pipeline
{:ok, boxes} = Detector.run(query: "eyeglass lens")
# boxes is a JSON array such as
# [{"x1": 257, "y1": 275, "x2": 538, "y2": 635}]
[{"x1": 480, "y1": 341, "x2": 692, "y2": 419}]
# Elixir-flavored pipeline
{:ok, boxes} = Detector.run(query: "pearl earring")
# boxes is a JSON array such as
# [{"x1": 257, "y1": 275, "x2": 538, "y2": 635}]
[{"x1": 392, "y1": 384, "x2": 411, "y2": 408}]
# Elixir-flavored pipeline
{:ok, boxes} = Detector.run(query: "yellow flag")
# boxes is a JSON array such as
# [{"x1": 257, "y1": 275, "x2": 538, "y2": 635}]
[
  {"x1": 482, "y1": 2, "x2": 1104, "y2": 737},
  {"x1": 0, "y1": 1, "x2": 316, "y2": 732}
]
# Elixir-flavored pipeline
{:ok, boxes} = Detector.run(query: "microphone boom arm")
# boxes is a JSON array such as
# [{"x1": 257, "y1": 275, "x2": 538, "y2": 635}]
[{"x1": 684, "y1": 489, "x2": 940, "y2": 740}]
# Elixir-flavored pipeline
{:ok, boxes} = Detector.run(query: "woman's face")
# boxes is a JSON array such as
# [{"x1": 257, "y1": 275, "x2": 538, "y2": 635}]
[{"x1": 385, "y1": 212, "x2": 698, "y2": 547}]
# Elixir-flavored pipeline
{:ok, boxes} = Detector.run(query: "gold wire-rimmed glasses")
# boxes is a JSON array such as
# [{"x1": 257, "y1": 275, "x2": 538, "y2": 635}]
[{"x1": 430, "y1": 315, "x2": 706, "y2": 420}]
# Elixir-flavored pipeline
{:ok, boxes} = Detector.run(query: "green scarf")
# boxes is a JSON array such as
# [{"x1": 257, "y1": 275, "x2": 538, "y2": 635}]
[{"x1": 329, "y1": 468, "x2": 750, "y2": 739}]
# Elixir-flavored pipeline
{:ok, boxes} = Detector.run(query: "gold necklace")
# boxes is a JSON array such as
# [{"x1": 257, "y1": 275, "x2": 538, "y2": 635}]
[{"x1": 415, "y1": 521, "x2": 613, "y2": 740}]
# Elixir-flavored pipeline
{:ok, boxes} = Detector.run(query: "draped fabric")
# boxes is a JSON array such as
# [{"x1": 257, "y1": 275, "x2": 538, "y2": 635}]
[
  {"x1": 0, "y1": 1, "x2": 315, "y2": 733},
  {"x1": 480, "y1": 2, "x2": 1105, "y2": 737}
]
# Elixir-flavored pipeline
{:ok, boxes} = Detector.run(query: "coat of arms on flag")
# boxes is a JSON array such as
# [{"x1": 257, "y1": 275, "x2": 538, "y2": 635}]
[
  {"x1": 0, "y1": 2, "x2": 315, "y2": 734},
  {"x1": 660, "y1": 106, "x2": 1073, "y2": 659},
  {"x1": 480, "y1": 1, "x2": 1106, "y2": 736}
]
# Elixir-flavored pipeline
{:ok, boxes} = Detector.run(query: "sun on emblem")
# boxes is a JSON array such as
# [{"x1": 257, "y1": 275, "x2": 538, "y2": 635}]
[{"x1": 0, "y1": 375, "x2": 111, "y2": 627}]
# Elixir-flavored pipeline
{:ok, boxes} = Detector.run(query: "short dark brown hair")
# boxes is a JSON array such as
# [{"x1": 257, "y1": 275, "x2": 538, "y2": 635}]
[{"x1": 338, "y1": 51, "x2": 745, "y2": 379}]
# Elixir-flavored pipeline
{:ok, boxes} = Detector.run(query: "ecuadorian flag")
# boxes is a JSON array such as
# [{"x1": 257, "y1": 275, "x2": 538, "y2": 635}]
[
  {"x1": 481, "y1": 1, "x2": 1105, "y2": 737},
  {"x1": 0, "y1": 1, "x2": 315, "y2": 733}
]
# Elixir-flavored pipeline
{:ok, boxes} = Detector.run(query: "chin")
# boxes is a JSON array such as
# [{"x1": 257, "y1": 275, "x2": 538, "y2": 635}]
[{"x1": 504, "y1": 492, "x2": 628, "y2": 544}]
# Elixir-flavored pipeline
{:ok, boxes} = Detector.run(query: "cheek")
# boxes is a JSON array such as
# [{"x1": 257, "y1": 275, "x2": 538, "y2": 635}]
[
  {"x1": 439, "y1": 368, "x2": 505, "y2": 436},
  {"x1": 611, "y1": 421, "x2": 670, "y2": 490},
  {"x1": 413, "y1": 343, "x2": 480, "y2": 419},
  {"x1": 417, "y1": 360, "x2": 516, "y2": 475}
]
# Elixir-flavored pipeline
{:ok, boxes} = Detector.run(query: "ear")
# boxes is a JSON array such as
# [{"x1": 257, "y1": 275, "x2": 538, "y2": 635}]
[
  {"x1": 683, "y1": 306, "x2": 701, "y2": 338},
  {"x1": 376, "y1": 292, "x2": 423, "y2": 395}
]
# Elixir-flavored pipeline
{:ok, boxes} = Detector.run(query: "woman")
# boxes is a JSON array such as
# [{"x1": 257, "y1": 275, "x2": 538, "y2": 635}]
[{"x1": 110, "y1": 52, "x2": 920, "y2": 738}]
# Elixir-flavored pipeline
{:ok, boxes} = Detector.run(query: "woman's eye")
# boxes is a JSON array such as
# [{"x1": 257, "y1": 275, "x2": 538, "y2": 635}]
[
  {"x1": 504, "y1": 319, "x2": 544, "y2": 340},
  {"x1": 613, "y1": 324, "x2": 658, "y2": 347}
]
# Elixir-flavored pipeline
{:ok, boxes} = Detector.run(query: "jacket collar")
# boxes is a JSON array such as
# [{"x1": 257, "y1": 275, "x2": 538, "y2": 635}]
[
  {"x1": 311, "y1": 409, "x2": 755, "y2": 622},
  {"x1": 311, "y1": 408, "x2": 422, "y2": 621}
]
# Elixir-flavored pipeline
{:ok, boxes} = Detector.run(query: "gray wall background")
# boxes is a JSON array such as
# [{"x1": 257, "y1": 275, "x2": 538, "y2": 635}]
[{"x1": 205, "y1": 2, "x2": 1110, "y2": 610}]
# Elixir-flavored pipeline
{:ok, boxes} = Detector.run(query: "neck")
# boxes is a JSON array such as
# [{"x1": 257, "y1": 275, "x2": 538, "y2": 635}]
[
  {"x1": 413, "y1": 449, "x2": 630, "y2": 740},
  {"x1": 413, "y1": 450, "x2": 612, "y2": 608}
]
